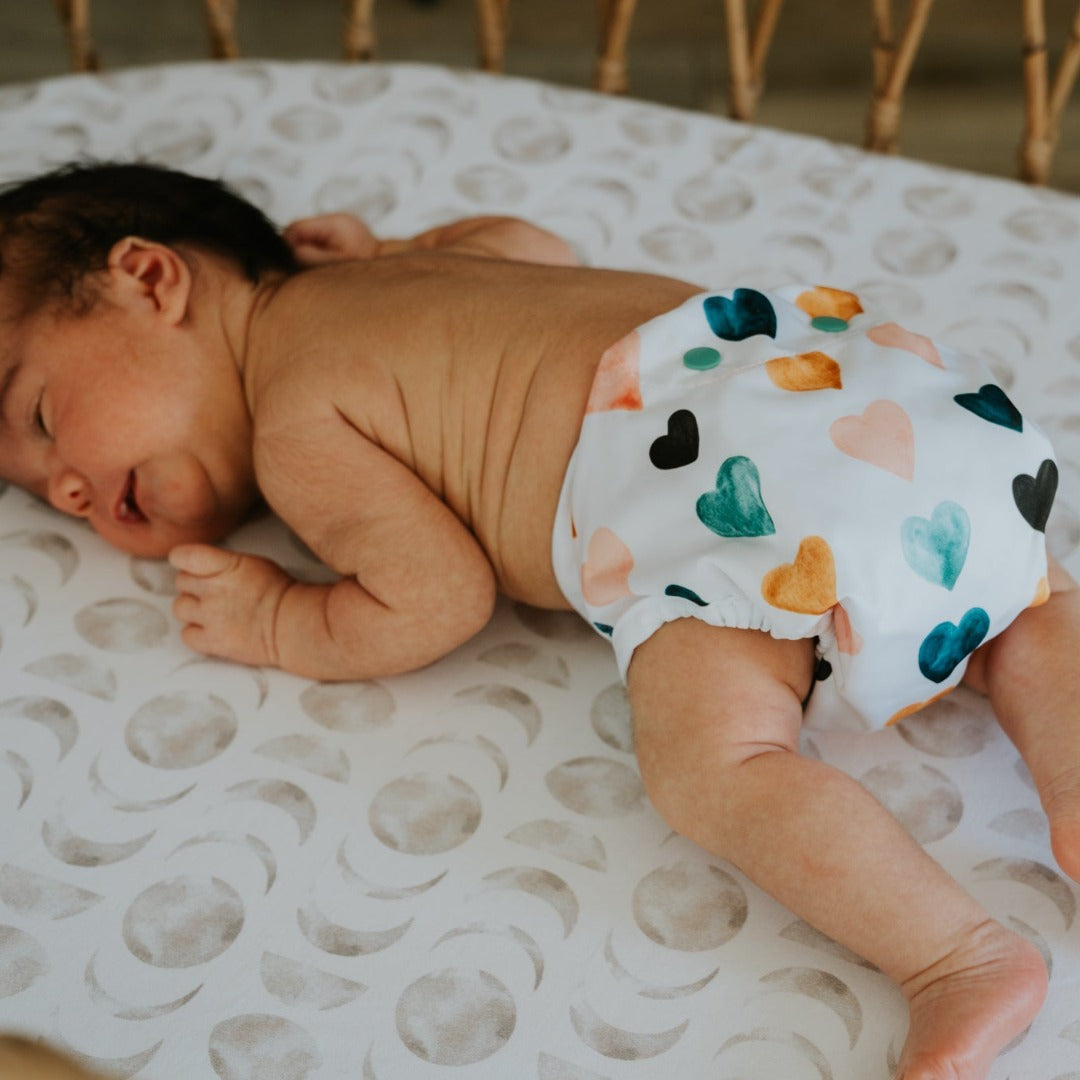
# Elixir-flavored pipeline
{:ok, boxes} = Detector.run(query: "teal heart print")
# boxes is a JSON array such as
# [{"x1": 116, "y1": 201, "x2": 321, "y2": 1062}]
[
  {"x1": 918, "y1": 608, "x2": 990, "y2": 683},
  {"x1": 696, "y1": 455, "x2": 776, "y2": 538},
  {"x1": 703, "y1": 289, "x2": 778, "y2": 341},
  {"x1": 953, "y1": 384, "x2": 1023, "y2": 432},
  {"x1": 901, "y1": 501, "x2": 970, "y2": 590}
]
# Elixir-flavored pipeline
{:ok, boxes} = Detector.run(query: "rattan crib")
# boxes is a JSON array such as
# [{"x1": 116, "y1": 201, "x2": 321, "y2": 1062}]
[{"x1": 50, "y1": 0, "x2": 1080, "y2": 184}]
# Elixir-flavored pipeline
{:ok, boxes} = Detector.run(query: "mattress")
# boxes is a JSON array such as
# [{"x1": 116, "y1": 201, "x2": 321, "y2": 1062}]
[{"x1": 1, "y1": 60, "x2": 1079, "y2": 1079}]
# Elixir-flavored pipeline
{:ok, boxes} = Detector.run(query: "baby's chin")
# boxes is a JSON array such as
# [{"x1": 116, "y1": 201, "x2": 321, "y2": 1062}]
[
  {"x1": 118, "y1": 454, "x2": 260, "y2": 558},
  {"x1": 92, "y1": 514, "x2": 239, "y2": 560}
]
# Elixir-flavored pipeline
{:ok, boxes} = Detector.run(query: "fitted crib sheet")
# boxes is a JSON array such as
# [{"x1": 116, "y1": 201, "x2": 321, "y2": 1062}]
[{"x1": 2, "y1": 60, "x2": 1080, "y2": 1079}]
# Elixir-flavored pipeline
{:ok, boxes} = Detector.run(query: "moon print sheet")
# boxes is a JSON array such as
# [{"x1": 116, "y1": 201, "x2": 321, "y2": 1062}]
[{"x1": 1, "y1": 60, "x2": 1080, "y2": 1080}]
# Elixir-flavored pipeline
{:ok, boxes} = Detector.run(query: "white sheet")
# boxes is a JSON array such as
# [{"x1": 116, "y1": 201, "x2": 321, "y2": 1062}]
[{"x1": 2, "y1": 60, "x2": 1080, "y2": 1079}]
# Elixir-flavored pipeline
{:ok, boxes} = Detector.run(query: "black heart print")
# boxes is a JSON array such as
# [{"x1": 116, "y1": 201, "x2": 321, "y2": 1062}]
[
  {"x1": 1013, "y1": 458, "x2": 1058, "y2": 532},
  {"x1": 649, "y1": 409, "x2": 700, "y2": 470}
]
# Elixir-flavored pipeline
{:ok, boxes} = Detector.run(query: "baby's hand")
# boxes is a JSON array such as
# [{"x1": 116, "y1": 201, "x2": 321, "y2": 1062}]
[
  {"x1": 169, "y1": 544, "x2": 294, "y2": 668},
  {"x1": 283, "y1": 213, "x2": 380, "y2": 265}
]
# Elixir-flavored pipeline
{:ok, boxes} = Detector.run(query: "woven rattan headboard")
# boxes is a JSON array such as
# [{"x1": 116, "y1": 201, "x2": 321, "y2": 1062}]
[{"x1": 49, "y1": 0, "x2": 1080, "y2": 185}]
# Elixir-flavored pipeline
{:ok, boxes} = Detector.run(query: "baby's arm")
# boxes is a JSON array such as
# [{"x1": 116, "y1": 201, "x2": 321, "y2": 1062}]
[
  {"x1": 170, "y1": 432, "x2": 497, "y2": 680},
  {"x1": 284, "y1": 212, "x2": 578, "y2": 267}
]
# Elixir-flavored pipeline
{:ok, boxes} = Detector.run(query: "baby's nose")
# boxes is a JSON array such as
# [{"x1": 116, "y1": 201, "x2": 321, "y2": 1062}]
[{"x1": 48, "y1": 468, "x2": 93, "y2": 518}]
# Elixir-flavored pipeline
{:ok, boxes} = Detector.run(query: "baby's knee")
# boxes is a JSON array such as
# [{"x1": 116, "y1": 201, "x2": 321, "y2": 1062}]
[
  {"x1": 627, "y1": 621, "x2": 809, "y2": 838},
  {"x1": 631, "y1": 712, "x2": 687, "y2": 831},
  {"x1": 635, "y1": 744, "x2": 713, "y2": 845},
  {"x1": 632, "y1": 705, "x2": 796, "y2": 845},
  {"x1": 636, "y1": 731, "x2": 803, "y2": 853}
]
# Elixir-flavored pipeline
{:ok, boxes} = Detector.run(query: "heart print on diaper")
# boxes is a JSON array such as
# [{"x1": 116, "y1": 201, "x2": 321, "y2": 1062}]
[
  {"x1": 901, "y1": 501, "x2": 970, "y2": 590},
  {"x1": 761, "y1": 536, "x2": 838, "y2": 615},
  {"x1": 1013, "y1": 459, "x2": 1057, "y2": 532},
  {"x1": 918, "y1": 608, "x2": 990, "y2": 683},
  {"x1": 765, "y1": 352, "x2": 843, "y2": 392},
  {"x1": 581, "y1": 527, "x2": 635, "y2": 607},
  {"x1": 867, "y1": 322, "x2": 943, "y2": 368},
  {"x1": 953, "y1": 384, "x2": 1023, "y2": 432},
  {"x1": 696, "y1": 456, "x2": 776, "y2": 538},
  {"x1": 650, "y1": 410, "x2": 699, "y2": 470},
  {"x1": 703, "y1": 289, "x2": 777, "y2": 341},
  {"x1": 829, "y1": 400, "x2": 915, "y2": 480}
]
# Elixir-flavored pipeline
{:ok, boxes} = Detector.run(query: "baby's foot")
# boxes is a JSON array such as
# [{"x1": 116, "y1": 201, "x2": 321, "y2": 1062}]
[{"x1": 897, "y1": 920, "x2": 1047, "y2": 1079}]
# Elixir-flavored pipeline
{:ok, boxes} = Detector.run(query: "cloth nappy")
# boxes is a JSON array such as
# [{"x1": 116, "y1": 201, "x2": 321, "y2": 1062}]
[{"x1": 551, "y1": 286, "x2": 1056, "y2": 728}]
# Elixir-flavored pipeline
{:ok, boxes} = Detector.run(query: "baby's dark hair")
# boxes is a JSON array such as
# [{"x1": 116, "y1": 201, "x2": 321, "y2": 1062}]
[{"x1": 0, "y1": 160, "x2": 298, "y2": 314}]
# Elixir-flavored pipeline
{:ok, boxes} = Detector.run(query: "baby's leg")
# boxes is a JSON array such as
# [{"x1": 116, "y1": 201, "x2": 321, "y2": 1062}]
[
  {"x1": 965, "y1": 556, "x2": 1080, "y2": 882},
  {"x1": 629, "y1": 619, "x2": 1046, "y2": 1080}
]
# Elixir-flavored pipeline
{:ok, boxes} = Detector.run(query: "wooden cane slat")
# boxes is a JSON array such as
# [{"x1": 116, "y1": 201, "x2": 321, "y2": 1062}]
[
  {"x1": 203, "y1": 0, "x2": 239, "y2": 59},
  {"x1": 866, "y1": 0, "x2": 935, "y2": 153},
  {"x1": 52, "y1": 0, "x2": 97, "y2": 72},
  {"x1": 724, "y1": 0, "x2": 784, "y2": 121},
  {"x1": 46, "y1": 0, "x2": 1078, "y2": 185},
  {"x1": 1020, "y1": 0, "x2": 1080, "y2": 182}
]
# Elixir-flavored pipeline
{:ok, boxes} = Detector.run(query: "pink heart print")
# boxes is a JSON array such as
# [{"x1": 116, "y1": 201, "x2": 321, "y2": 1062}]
[{"x1": 829, "y1": 399, "x2": 915, "y2": 480}]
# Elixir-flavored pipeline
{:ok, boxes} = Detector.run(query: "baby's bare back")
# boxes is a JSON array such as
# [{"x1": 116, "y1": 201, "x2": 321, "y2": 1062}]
[{"x1": 249, "y1": 255, "x2": 698, "y2": 607}]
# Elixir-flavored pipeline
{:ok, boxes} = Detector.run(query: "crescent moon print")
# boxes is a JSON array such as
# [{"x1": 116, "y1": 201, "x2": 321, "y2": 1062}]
[
  {"x1": 479, "y1": 642, "x2": 571, "y2": 687},
  {"x1": 0, "y1": 697, "x2": 78, "y2": 758},
  {"x1": 255, "y1": 734, "x2": 351, "y2": 783},
  {"x1": 336, "y1": 842, "x2": 447, "y2": 899},
  {"x1": 42, "y1": 813, "x2": 154, "y2": 867},
  {"x1": 603, "y1": 933, "x2": 719, "y2": 999},
  {"x1": 569, "y1": 997, "x2": 689, "y2": 1060},
  {"x1": 715, "y1": 1028, "x2": 834, "y2": 1080},
  {"x1": 758, "y1": 967, "x2": 863, "y2": 1049},
  {"x1": 0, "y1": 751, "x2": 32, "y2": 809},
  {"x1": 453, "y1": 684, "x2": 543, "y2": 745},
  {"x1": 435, "y1": 922, "x2": 545, "y2": 989},
  {"x1": 260, "y1": 952, "x2": 367, "y2": 1010},
  {"x1": 0, "y1": 574, "x2": 36, "y2": 626},
  {"x1": 0, "y1": 530, "x2": 78, "y2": 583},
  {"x1": 297, "y1": 901, "x2": 413, "y2": 958},
  {"x1": 971, "y1": 858, "x2": 1076, "y2": 927},
  {"x1": 0, "y1": 864, "x2": 101, "y2": 919},
  {"x1": 409, "y1": 733, "x2": 510, "y2": 790},
  {"x1": 481, "y1": 867, "x2": 580, "y2": 937},
  {"x1": 170, "y1": 832, "x2": 278, "y2": 894},
  {"x1": 505, "y1": 819, "x2": 608, "y2": 871},
  {"x1": 84, "y1": 952, "x2": 201, "y2": 1020},
  {"x1": 90, "y1": 756, "x2": 196, "y2": 811},
  {"x1": 173, "y1": 654, "x2": 271, "y2": 709},
  {"x1": 224, "y1": 779, "x2": 317, "y2": 844},
  {"x1": 22, "y1": 653, "x2": 118, "y2": 701}
]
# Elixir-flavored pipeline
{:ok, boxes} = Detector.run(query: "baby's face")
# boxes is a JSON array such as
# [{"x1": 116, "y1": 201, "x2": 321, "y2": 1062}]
[{"x1": 0, "y1": 291, "x2": 258, "y2": 558}]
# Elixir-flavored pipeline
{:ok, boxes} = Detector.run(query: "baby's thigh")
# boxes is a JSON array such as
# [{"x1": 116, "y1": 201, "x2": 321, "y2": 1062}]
[
  {"x1": 627, "y1": 620, "x2": 814, "y2": 811},
  {"x1": 963, "y1": 554, "x2": 1077, "y2": 695}
]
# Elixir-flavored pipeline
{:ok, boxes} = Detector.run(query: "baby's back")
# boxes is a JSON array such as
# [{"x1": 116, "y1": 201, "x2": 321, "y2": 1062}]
[{"x1": 251, "y1": 255, "x2": 699, "y2": 606}]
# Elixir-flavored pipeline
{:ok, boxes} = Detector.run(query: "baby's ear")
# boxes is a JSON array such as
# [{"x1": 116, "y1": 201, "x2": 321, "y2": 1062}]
[{"x1": 106, "y1": 236, "x2": 191, "y2": 325}]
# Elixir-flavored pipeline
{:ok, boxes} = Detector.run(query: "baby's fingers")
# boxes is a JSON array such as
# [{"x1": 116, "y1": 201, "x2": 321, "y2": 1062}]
[
  {"x1": 283, "y1": 213, "x2": 378, "y2": 262},
  {"x1": 285, "y1": 243, "x2": 337, "y2": 267},
  {"x1": 169, "y1": 543, "x2": 240, "y2": 578},
  {"x1": 171, "y1": 590, "x2": 204, "y2": 626}
]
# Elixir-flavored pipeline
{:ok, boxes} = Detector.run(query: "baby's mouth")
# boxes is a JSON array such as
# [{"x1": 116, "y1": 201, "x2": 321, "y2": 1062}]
[{"x1": 116, "y1": 471, "x2": 147, "y2": 524}]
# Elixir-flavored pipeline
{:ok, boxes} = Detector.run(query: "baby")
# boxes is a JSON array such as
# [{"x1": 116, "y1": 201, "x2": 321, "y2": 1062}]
[{"x1": 2, "y1": 160, "x2": 1078, "y2": 1080}]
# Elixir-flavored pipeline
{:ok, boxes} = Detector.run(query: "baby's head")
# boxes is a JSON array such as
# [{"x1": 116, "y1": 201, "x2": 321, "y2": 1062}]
[
  {"x1": 0, "y1": 161, "x2": 298, "y2": 557},
  {"x1": 0, "y1": 160, "x2": 297, "y2": 318}
]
